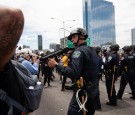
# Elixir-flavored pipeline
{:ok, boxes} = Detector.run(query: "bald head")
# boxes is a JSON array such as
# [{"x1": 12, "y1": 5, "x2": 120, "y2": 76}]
[{"x1": 0, "y1": 6, "x2": 24, "y2": 69}]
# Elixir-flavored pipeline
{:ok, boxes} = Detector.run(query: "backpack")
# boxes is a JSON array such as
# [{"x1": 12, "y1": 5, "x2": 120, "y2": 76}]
[
  {"x1": 0, "y1": 60, "x2": 43, "y2": 114},
  {"x1": 0, "y1": 89, "x2": 28, "y2": 115},
  {"x1": 11, "y1": 60, "x2": 43, "y2": 111}
]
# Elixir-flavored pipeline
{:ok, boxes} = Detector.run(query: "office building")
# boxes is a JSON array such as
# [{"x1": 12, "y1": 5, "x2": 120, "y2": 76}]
[
  {"x1": 38, "y1": 35, "x2": 43, "y2": 50},
  {"x1": 49, "y1": 43, "x2": 60, "y2": 51},
  {"x1": 60, "y1": 37, "x2": 67, "y2": 49},
  {"x1": 131, "y1": 28, "x2": 135, "y2": 45},
  {"x1": 83, "y1": 0, "x2": 116, "y2": 46}
]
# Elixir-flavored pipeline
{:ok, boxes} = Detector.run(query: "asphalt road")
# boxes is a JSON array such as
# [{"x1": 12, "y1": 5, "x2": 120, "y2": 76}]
[{"x1": 32, "y1": 72, "x2": 135, "y2": 115}]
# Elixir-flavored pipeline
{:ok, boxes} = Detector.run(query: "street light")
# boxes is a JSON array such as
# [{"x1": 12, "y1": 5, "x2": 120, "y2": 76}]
[
  {"x1": 51, "y1": 17, "x2": 75, "y2": 38},
  {"x1": 59, "y1": 28, "x2": 70, "y2": 33}
]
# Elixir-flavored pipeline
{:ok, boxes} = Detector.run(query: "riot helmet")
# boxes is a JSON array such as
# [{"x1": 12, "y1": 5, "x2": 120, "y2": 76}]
[
  {"x1": 130, "y1": 45, "x2": 135, "y2": 51},
  {"x1": 95, "y1": 46, "x2": 101, "y2": 54},
  {"x1": 122, "y1": 46, "x2": 128, "y2": 53},
  {"x1": 67, "y1": 28, "x2": 88, "y2": 41},
  {"x1": 123, "y1": 46, "x2": 131, "y2": 53},
  {"x1": 109, "y1": 44, "x2": 119, "y2": 51}
]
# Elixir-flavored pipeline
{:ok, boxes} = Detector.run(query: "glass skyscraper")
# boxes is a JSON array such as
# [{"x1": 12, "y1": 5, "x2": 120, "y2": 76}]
[
  {"x1": 83, "y1": 0, "x2": 116, "y2": 46},
  {"x1": 131, "y1": 28, "x2": 135, "y2": 45}
]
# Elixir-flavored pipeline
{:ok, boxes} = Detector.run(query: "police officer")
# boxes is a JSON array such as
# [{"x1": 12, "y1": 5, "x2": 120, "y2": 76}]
[
  {"x1": 104, "y1": 44, "x2": 119, "y2": 106},
  {"x1": 48, "y1": 28, "x2": 99, "y2": 115},
  {"x1": 130, "y1": 45, "x2": 135, "y2": 56},
  {"x1": 94, "y1": 46, "x2": 103, "y2": 110},
  {"x1": 130, "y1": 45, "x2": 135, "y2": 82},
  {"x1": 117, "y1": 46, "x2": 135, "y2": 99}
]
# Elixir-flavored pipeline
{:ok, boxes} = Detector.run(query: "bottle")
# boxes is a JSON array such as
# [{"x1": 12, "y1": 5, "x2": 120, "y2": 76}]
[
  {"x1": 37, "y1": 81, "x2": 41, "y2": 85},
  {"x1": 29, "y1": 86, "x2": 34, "y2": 89}
]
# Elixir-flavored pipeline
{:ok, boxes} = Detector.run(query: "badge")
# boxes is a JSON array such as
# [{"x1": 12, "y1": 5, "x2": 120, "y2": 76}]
[
  {"x1": 72, "y1": 51, "x2": 81, "y2": 58},
  {"x1": 121, "y1": 57, "x2": 124, "y2": 60},
  {"x1": 108, "y1": 56, "x2": 112, "y2": 62}
]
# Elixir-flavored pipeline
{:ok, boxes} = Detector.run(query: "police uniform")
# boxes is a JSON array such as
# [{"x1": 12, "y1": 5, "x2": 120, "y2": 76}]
[
  {"x1": 104, "y1": 44, "x2": 119, "y2": 106},
  {"x1": 131, "y1": 45, "x2": 135, "y2": 82},
  {"x1": 56, "y1": 42, "x2": 99, "y2": 115},
  {"x1": 94, "y1": 47, "x2": 103, "y2": 110},
  {"x1": 117, "y1": 46, "x2": 135, "y2": 99}
]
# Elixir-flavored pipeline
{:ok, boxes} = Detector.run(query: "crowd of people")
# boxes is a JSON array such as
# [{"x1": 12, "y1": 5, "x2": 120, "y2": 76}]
[{"x1": 0, "y1": 5, "x2": 135, "y2": 115}]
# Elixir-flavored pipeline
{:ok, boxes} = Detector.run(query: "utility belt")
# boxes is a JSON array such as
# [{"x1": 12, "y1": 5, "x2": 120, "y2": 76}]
[
  {"x1": 107, "y1": 69, "x2": 115, "y2": 74},
  {"x1": 124, "y1": 66, "x2": 127, "y2": 72},
  {"x1": 107, "y1": 69, "x2": 119, "y2": 76},
  {"x1": 106, "y1": 69, "x2": 119, "y2": 80},
  {"x1": 124, "y1": 66, "x2": 134, "y2": 72},
  {"x1": 74, "y1": 79, "x2": 97, "y2": 91},
  {"x1": 75, "y1": 78, "x2": 98, "y2": 113}
]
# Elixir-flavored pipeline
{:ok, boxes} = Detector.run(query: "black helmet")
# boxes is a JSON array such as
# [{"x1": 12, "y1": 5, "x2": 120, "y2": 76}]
[
  {"x1": 67, "y1": 28, "x2": 88, "y2": 40},
  {"x1": 123, "y1": 46, "x2": 131, "y2": 53},
  {"x1": 110, "y1": 44, "x2": 119, "y2": 51},
  {"x1": 130, "y1": 45, "x2": 135, "y2": 51},
  {"x1": 95, "y1": 46, "x2": 101, "y2": 53},
  {"x1": 122, "y1": 46, "x2": 128, "y2": 52}
]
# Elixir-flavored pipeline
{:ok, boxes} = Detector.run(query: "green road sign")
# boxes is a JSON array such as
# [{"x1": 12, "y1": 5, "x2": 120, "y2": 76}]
[
  {"x1": 67, "y1": 40, "x2": 73, "y2": 48},
  {"x1": 86, "y1": 37, "x2": 91, "y2": 46},
  {"x1": 67, "y1": 37, "x2": 91, "y2": 48}
]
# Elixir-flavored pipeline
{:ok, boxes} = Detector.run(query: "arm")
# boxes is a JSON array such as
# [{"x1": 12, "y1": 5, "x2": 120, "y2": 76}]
[
  {"x1": 48, "y1": 49, "x2": 84, "y2": 80},
  {"x1": 22, "y1": 60, "x2": 39, "y2": 75}
]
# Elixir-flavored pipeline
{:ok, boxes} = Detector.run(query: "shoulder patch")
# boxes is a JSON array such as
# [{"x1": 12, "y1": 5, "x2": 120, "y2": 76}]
[
  {"x1": 121, "y1": 57, "x2": 124, "y2": 60},
  {"x1": 72, "y1": 51, "x2": 81, "y2": 58},
  {"x1": 108, "y1": 56, "x2": 112, "y2": 62}
]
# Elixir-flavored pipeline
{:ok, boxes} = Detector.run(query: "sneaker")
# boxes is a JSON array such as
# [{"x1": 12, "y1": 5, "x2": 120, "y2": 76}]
[
  {"x1": 117, "y1": 96, "x2": 122, "y2": 100},
  {"x1": 106, "y1": 102, "x2": 117, "y2": 106},
  {"x1": 48, "y1": 84, "x2": 52, "y2": 87},
  {"x1": 130, "y1": 96, "x2": 135, "y2": 100},
  {"x1": 44, "y1": 85, "x2": 47, "y2": 88},
  {"x1": 95, "y1": 107, "x2": 102, "y2": 111},
  {"x1": 65, "y1": 84, "x2": 74, "y2": 90},
  {"x1": 61, "y1": 88, "x2": 64, "y2": 91}
]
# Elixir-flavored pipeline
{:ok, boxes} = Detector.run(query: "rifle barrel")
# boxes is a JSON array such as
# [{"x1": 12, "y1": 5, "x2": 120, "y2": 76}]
[{"x1": 41, "y1": 47, "x2": 74, "y2": 61}]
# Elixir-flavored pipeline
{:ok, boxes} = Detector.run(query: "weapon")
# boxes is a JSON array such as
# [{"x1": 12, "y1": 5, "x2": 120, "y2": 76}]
[
  {"x1": 110, "y1": 65, "x2": 116, "y2": 97},
  {"x1": 76, "y1": 77, "x2": 87, "y2": 115},
  {"x1": 40, "y1": 47, "x2": 74, "y2": 62},
  {"x1": 80, "y1": 77, "x2": 87, "y2": 115}
]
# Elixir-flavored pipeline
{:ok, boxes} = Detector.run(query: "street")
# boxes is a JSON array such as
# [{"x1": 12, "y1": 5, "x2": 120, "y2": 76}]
[{"x1": 32, "y1": 72, "x2": 135, "y2": 115}]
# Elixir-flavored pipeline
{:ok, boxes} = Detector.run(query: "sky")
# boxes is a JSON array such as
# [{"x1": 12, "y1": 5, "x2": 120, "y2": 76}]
[{"x1": 0, "y1": 0, "x2": 135, "y2": 49}]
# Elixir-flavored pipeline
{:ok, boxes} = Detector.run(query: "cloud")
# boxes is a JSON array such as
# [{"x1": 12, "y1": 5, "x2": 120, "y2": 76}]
[
  {"x1": 107, "y1": 0, "x2": 135, "y2": 47},
  {"x1": 1, "y1": 0, "x2": 135, "y2": 49}
]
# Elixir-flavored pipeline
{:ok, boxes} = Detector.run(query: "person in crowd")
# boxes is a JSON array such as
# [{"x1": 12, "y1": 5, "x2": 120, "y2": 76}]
[
  {"x1": 41, "y1": 52, "x2": 52, "y2": 87},
  {"x1": 0, "y1": 5, "x2": 32, "y2": 114},
  {"x1": 58, "y1": 54, "x2": 64, "y2": 83},
  {"x1": 48, "y1": 28, "x2": 99, "y2": 115},
  {"x1": 22, "y1": 53, "x2": 39, "y2": 75},
  {"x1": 60, "y1": 51, "x2": 72, "y2": 91},
  {"x1": 117, "y1": 46, "x2": 135, "y2": 99},
  {"x1": 94, "y1": 46, "x2": 103, "y2": 110},
  {"x1": 130, "y1": 45, "x2": 135, "y2": 82},
  {"x1": 104, "y1": 44, "x2": 120, "y2": 106}
]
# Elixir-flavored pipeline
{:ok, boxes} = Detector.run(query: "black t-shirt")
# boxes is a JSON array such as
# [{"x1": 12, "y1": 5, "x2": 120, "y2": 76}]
[{"x1": 0, "y1": 61, "x2": 24, "y2": 115}]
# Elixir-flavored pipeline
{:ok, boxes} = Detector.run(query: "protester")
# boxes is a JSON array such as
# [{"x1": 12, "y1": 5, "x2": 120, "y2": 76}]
[
  {"x1": 0, "y1": 5, "x2": 40, "y2": 115},
  {"x1": 61, "y1": 52, "x2": 71, "y2": 91},
  {"x1": 22, "y1": 53, "x2": 39, "y2": 75}
]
